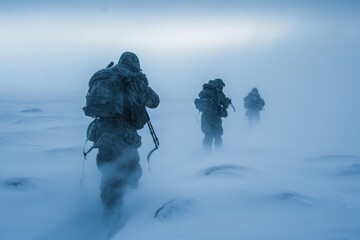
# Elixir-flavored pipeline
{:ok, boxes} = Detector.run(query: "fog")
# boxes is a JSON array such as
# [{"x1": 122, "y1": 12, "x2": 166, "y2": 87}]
[
  {"x1": 1, "y1": 1, "x2": 360, "y2": 240},
  {"x1": 1, "y1": 2, "x2": 359, "y2": 93}
]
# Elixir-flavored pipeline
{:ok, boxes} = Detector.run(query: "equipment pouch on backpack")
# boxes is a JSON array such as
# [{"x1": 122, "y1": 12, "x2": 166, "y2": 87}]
[
  {"x1": 87, "y1": 118, "x2": 101, "y2": 142},
  {"x1": 219, "y1": 107, "x2": 228, "y2": 117},
  {"x1": 194, "y1": 98, "x2": 202, "y2": 111},
  {"x1": 128, "y1": 103, "x2": 149, "y2": 130},
  {"x1": 194, "y1": 98, "x2": 213, "y2": 112},
  {"x1": 83, "y1": 67, "x2": 125, "y2": 118}
]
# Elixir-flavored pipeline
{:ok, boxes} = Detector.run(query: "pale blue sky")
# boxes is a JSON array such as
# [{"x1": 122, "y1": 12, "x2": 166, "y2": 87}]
[{"x1": 0, "y1": 1, "x2": 359, "y2": 95}]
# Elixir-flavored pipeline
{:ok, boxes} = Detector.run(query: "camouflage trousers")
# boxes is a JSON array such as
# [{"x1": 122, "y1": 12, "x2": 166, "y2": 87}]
[
  {"x1": 96, "y1": 146, "x2": 142, "y2": 214},
  {"x1": 93, "y1": 118, "x2": 142, "y2": 215},
  {"x1": 201, "y1": 115, "x2": 223, "y2": 151},
  {"x1": 246, "y1": 109, "x2": 260, "y2": 126}
]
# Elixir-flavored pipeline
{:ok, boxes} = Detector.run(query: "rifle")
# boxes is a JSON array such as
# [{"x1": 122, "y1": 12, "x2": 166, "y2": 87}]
[
  {"x1": 145, "y1": 110, "x2": 159, "y2": 171},
  {"x1": 229, "y1": 98, "x2": 236, "y2": 112},
  {"x1": 106, "y1": 61, "x2": 114, "y2": 68}
]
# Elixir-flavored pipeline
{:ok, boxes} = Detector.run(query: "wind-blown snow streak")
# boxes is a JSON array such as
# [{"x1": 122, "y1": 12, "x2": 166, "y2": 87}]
[{"x1": 0, "y1": 92, "x2": 358, "y2": 240}]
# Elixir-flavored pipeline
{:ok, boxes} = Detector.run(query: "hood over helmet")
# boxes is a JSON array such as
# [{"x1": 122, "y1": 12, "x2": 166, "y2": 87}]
[
  {"x1": 118, "y1": 51, "x2": 141, "y2": 72},
  {"x1": 251, "y1": 87, "x2": 259, "y2": 94},
  {"x1": 211, "y1": 78, "x2": 225, "y2": 90}
]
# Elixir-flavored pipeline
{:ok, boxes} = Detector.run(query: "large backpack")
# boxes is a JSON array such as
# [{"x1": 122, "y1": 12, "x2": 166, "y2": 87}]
[
  {"x1": 82, "y1": 66, "x2": 125, "y2": 118},
  {"x1": 194, "y1": 97, "x2": 214, "y2": 113},
  {"x1": 244, "y1": 94, "x2": 264, "y2": 111},
  {"x1": 195, "y1": 84, "x2": 220, "y2": 114}
]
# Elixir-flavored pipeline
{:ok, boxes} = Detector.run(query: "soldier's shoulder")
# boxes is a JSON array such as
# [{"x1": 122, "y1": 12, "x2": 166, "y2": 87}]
[
  {"x1": 202, "y1": 83, "x2": 217, "y2": 91},
  {"x1": 114, "y1": 64, "x2": 134, "y2": 77}
]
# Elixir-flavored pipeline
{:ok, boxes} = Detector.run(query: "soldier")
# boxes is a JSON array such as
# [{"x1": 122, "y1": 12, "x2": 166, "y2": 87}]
[
  {"x1": 243, "y1": 87, "x2": 265, "y2": 126},
  {"x1": 194, "y1": 78, "x2": 231, "y2": 152},
  {"x1": 83, "y1": 52, "x2": 160, "y2": 220}
]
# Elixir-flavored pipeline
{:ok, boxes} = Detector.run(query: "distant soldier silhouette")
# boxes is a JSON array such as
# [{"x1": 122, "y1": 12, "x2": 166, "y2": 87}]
[
  {"x1": 194, "y1": 78, "x2": 231, "y2": 152},
  {"x1": 243, "y1": 87, "x2": 265, "y2": 126},
  {"x1": 83, "y1": 52, "x2": 160, "y2": 221}
]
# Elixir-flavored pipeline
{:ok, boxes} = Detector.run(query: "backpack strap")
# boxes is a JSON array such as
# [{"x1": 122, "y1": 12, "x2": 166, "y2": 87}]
[
  {"x1": 80, "y1": 139, "x2": 94, "y2": 188},
  {"x1": 82, "y1": 139, "x2": 94, "y2": 160}
]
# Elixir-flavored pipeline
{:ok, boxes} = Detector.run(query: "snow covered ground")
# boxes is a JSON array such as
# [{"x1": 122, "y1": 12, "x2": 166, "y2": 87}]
[
  {"x1": 0, "y1": 91, "x2": 359, "y2": 240},
  {"x1": 1, "y1": 1, "x2": 360, "y2": 240}
]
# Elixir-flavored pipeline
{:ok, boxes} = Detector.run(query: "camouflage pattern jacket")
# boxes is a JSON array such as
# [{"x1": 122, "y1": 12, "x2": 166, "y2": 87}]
[
  {"x1": 93, "y1": 61, "x2": 159, "y2": 150},
  {"x1": 243, "y1": 92, "x2": 265, "y2": 111},
  {"x1": 198, "y1": 83, "x2": 230, "y2": 119}
]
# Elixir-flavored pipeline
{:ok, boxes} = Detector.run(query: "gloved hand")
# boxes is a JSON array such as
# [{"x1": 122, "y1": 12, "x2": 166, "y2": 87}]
[{"x1": 132, "y1": 72, "x2": 149, "y2": 85}]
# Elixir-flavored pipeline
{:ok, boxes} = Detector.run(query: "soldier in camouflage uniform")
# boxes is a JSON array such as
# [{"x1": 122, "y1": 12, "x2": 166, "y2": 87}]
[
  {"x1": 92, "y1": 52, "x2": 160, "y2": 218},
  {"x1": 195, "y1": 78, "x2": 230, "y2": 152},
  {"x1": 243, "y1": 87, "x2": 265, "y2": 126}
]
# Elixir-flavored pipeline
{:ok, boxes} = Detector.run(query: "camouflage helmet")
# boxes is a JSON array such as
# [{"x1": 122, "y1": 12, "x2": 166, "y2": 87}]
[
  {"x1": 208, "y1": 79, "x2": 215, "y2": 85},
  {"x1": 213, "y1": 78, "x2": 225, "y2": 90},
  {"x1": 251, "y1": 87, "x2": 259, "y2": 94},
  {"x1": 118, "y1": 51, "x2": 141, "y2": 72}
]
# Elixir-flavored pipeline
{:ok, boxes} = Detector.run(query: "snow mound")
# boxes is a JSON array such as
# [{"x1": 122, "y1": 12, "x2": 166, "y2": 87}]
[
  {"x1": 154, "y1": 198, "x2": 199, "y2": 220},
  {"x1": 309, "y1": 154, "x2": 360, "y2": 162},
  {"x1": 338, "y1": 164, "x2": 360, "y2": 177},
  {"x1": 305, "y1": 154, "x2": 360, "y2": 178},
  {"x1": 268, "y1": 191, "x2": 316, "y2": 207},
  {"x1": 1, "y1": 177, "x2": 37, "y2": 192},
  {"x1": 22, "y1": 108, "x2": 42, "y2": 113},
  {"x1": 201, "y1": 164, "x2": 249, "y2": 177},
  {"x1": 45, "y1": 146, "x2": 80, "y2": 155}
]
